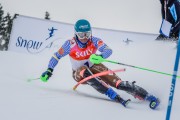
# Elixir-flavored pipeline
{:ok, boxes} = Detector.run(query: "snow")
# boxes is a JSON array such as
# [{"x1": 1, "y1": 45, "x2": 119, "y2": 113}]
[
  {"x1": 0, "y1": 38, "x2": 179, "y2": 120},
  {"x1": 0, "y1": 39, "x2": 5, "y2": 45}
]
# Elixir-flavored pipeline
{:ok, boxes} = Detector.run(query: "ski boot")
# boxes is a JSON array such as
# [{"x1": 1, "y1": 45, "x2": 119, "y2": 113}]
[
  {"x1": 105, "y1": 88, "x2": 131, "y2": 107},
  {"x1": 146, "y1": 94, "x2": 160, "y2": 109},
  {"x1": 114, "y1": 95, "x2": 131, "y2": 107}
]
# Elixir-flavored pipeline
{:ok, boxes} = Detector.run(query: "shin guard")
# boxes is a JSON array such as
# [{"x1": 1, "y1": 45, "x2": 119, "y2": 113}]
[{"x1": 117, "y1": 81, "x2": 148, "y2": 100}]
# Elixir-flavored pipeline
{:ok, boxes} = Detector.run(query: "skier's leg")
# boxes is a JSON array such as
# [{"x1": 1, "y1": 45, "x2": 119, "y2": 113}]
[
  {"x1": 72, "y1": 66, "x2": 130, "y2": 107},
  {"x1": 90, "y1": 64, "x2": 160, "y2": 109},
  {"x1": 116, "y1": 81, "x2": 160, "y2": 109},
  {"x1": 117, "y1": 81, "x2": 148, "y2": 100},
  {"x1": 89, "y1": 63, "x2": 122, "y2": 87}
]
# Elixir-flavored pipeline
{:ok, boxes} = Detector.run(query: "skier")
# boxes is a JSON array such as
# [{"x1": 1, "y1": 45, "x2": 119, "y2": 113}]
[
  {"x1": 41, "y1": 19, "x2": 160, "y2": 109},
  {"x1": 169, "y1": 0, "x2": 180, "y2": 40}
]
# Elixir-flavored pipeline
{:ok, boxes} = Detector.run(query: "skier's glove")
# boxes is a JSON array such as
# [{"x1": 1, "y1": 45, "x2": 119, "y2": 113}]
[
  {"x1": 40, "y1": 68, "x2": 53, "y2": 82},
  {"x1": 90, "y1": 54, "x2": 104, "y2": 64}
]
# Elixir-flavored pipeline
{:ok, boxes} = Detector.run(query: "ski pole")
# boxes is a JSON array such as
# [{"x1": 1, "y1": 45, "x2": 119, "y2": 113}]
[
  {"x1": 88, "y1": 54, "x2": 180, "y2": 78},
  {"x1": 27, "y1": 77, "x2": 40, "y2": 82},
  {"x1": 102, "y1": 59, "x2": 180, "y2": 78}
]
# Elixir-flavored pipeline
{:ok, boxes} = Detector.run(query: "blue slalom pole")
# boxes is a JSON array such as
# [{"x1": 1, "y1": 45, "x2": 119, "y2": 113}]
[{"x1": 166, "y1": 32, "x2": 180, "y2": 120}]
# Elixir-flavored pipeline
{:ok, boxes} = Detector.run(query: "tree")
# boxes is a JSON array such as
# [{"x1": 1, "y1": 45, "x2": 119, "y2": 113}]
[
  {"x1": 0, "y1": 4, "x2": 13, "y2": 50},
  {"x1": 0, "y1": 4, "x2": 5, "y2": 50},
  {"x1": 45, "y1": 11, "x2": 50, "y2": 20},
  {"x1": 3, "y1": 13, "x2": 13, "y2": 50},
  {"x1": 0, "y1": 4, "x2": 4, "y2": 27},
  {"x1": 0, "y1": 4, "x2": 4, "y2": 31}
]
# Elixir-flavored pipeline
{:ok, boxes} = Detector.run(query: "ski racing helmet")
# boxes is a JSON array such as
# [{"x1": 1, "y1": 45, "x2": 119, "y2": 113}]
[{"x1": 74, "y1": 19, "x2": 92, "y2": 41}]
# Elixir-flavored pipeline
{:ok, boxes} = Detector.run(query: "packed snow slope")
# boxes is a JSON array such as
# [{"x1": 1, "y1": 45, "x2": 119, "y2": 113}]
[{"x1": 0, "y1": 39, "x2": 179, "y2": 120}]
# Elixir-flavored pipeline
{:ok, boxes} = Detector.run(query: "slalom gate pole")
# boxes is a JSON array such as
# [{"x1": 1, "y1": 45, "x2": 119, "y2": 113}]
[
  {"x1": 166, "y1": 32, "x2": 180, "y2": 120},
  {"x1": 102, "y1": 59, "x2": 180, "y2": 78}
]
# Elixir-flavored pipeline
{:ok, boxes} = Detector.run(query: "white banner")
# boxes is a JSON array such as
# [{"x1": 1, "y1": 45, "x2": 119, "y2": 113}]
[
  {"x1": 9, "y1": 15, "x2": 157, "y2": 55},
  {"x1": 9, "y1": 15, "x2": 74, "y2": 54}
]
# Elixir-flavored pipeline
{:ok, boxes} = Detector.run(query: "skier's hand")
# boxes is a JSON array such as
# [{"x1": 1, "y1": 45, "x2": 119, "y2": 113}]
[
  {"x1": 90, "y1": 54, "x2": 104, "y2": 64},
  {"x1": 40, "y1": 68, "x2": 53, "y2": 82}
]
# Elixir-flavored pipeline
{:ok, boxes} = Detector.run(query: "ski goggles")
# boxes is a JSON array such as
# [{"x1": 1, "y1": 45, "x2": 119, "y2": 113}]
[{"x1": 75, "y1": 31, "x2": 91, "y2": 39}]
